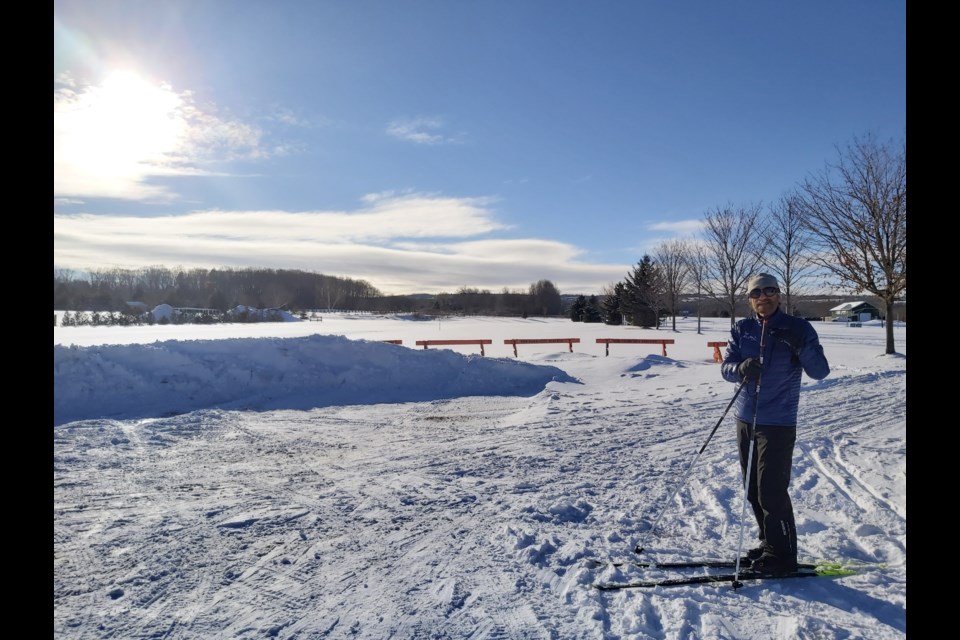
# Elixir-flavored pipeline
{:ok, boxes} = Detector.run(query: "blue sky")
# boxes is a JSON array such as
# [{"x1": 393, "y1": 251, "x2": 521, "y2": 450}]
[{"x1": 54, "y1": 0, "x2": 905, "y2": 295}]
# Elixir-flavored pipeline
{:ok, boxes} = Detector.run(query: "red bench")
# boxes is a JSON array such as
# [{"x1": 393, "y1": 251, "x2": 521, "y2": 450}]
[
  {"x1": 382, "y1": 340, "x2": 403, "y2": 345},
  {"x1": 596, "y1": 338, "x2": 675, "y2": 357},
  {"x1": 503, "y1": 338, "x2": 580, "y2": 357},
  {"x1": 415, "y1": 339, "x2": 493, "y2": 356},
  {"x1": 707, "y1": 341, "x2": 728, "y2": 363}
]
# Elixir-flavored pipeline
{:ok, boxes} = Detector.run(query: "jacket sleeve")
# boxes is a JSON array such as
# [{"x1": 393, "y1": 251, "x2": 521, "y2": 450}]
[
  {"x1": 797, "y1": 322, "x2": 830, "y2": 380},
  {"x1": 720, "y1": 324, "x2": 744, "y2": 383}
]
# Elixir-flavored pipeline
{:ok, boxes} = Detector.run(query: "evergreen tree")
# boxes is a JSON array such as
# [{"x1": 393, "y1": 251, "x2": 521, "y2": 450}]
[
  {"x1": 569, "y1": 295, "x2": 587, "y2": 322},
  {"x1": 584, "y1": 295, "x2": 603, "y2": 323},
  {"x1": 622, "y1": 256, "x2": 660, "y2": 327},
  {"x1": 601, "y1": 284, "x2": 624, "y2": 325}
]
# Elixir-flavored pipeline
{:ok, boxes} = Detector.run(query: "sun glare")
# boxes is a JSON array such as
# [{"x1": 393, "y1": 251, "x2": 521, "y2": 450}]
[{"x1": 58, "y1": 71, "x2": 187, "y2": 181}]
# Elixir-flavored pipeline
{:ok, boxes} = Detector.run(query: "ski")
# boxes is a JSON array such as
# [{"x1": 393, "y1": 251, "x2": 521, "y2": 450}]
[
  {"x1": 593, "y1": 564, "x2": 857, "y2": 590},
  {"x1": 583, "y1": 558, "x2": 816, "y2": 570}
]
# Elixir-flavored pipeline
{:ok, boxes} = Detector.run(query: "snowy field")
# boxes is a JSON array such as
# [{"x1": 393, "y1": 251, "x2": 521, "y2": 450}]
[{"x1": 53, "y1": 314, "x2": 906, "y2": 639}]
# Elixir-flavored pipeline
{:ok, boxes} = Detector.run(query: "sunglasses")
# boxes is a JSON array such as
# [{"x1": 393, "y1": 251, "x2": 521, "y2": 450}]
[{"x1": 748, "y1": 287, "x2": 780, "y2": 299}]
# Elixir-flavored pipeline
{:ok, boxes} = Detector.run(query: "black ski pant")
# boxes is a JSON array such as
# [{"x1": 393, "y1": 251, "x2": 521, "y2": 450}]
[{"x1": 737, "y1": 420, "x2": 797, "y2": 559}]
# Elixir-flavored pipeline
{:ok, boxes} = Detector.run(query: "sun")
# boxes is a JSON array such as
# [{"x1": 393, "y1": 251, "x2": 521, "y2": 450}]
[
  {"x1": 92, "y1": 71, "x2": 186, "y2": 167},
  {"x1": 56, "y1": 70, "x2": 188, "y2": 188}
]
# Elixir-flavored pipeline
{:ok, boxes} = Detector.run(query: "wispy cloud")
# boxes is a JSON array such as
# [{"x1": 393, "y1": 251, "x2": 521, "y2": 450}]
[
  {"x1": 54, "y1": 197, "x2": 86, "y2": 206},
  {"x1": 648, "y1": 219, "x2": 704, "y2": 235},
  {"x1": 619, "y1": 218, "x2": 709, "y2": 257},
  {"x1": 386, "y1": 117, "x2": 463, "y2": 145},
  {"x1": 267, "y1": 105, "x2": 312, "y2": 128},
  {"x1": 53, "y1": 192, "x2": 626, "y2": 294}
]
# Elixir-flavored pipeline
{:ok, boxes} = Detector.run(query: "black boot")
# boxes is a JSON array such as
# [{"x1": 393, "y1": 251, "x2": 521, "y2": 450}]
[
  {"x1": 750, "y1": 551, "x2": 798, "y2": 575},
  {"x1": 739, "y1": 545, "x2": 766, "y2": 564}
]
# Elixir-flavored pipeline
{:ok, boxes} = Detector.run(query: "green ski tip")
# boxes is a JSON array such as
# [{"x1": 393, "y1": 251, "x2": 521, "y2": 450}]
[
  {"x1": 814, "y1": 563, "x2": 856, "y2": 576},
  {"x1": 812, "y1": 560, "x2": 884, "y2": 576}
]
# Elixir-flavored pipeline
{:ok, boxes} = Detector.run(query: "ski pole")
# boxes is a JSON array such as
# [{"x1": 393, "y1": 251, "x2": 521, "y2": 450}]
[
  {"x1": 732, "y1": 317, "x2": 768, "y2": 588},
  {"x1": 634, "y1": 376, "x2": 749, "y2": 555}
]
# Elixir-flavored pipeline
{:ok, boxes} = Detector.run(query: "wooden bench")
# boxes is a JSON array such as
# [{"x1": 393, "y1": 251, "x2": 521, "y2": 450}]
[
  {"x1": 415, "y1": 339, "x2": 493, "y2": 356},
  {"x1": 503, "y1": 338, "x2": 580, "y2": 357},
  {"x1": 596, "y1": 338, "x2": 675, "y2": 357},
  {"x1": 707, "y1": 341, "x2": 728, "y2": 363},
  {"x1": 382, "y1": 340, "x2": 403, "y2": 344}
]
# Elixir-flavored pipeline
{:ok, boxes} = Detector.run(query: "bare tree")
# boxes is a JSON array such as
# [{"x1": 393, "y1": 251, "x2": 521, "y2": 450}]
[
  {"x1": 762, "y1": 194, "x2": 818, "y2": 316},
  {"x1": 319, "y1": 280, "x2": 346, "y2": 310},
  {"x1": 139, "y1": 266, "x2": 176, "y2": 297},
  {"x1": 685, "y1": 241, "x2": 710, "y2": 335},
  {"x1": 700, "y1": 203, "x2": 767, "y2": 327},
  {"x1": 653, "y1": 239, "x2": 691, "y2": 332},
  {"x1": 54, "y1": 267, "x2": 76, "y2": 284},
  {"x1": 529, "y1": 279, "x2": 562, "y2": 316},
  {"x1": 796, "y1": 134, "x2": 906, "y2": 354}
]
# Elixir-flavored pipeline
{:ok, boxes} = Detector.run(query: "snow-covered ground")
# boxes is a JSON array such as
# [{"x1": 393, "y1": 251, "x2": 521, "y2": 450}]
[{"x1": 54, "y1": 314, "x2": 906, "y2": 639}]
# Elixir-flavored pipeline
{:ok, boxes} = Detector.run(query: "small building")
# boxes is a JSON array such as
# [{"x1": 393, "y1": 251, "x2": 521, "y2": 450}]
[
  {"x1": 149, "y1": 304, "x2": 220, "y2": 323},
  {"x1": 828, "y1": 301, "x2": 882, "y2": 322}
]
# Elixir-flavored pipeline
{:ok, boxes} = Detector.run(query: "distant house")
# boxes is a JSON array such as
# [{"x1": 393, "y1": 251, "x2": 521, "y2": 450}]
[
  {"x1": 828, "y1": 301, "x2": 881, "y2": 322},
  {"x1": 149, "y1": 304, "x2": 219, "y2": 323}
]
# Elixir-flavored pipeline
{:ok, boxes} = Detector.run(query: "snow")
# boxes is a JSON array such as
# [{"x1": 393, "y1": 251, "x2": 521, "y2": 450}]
[{"x1": 54, "y1": 314, "x2": 906, "y2": 639}]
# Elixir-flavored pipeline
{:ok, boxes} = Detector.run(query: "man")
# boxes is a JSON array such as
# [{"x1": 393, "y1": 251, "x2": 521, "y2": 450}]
[{"x1": 721, "y1": 273, "x2": 830, "y2": 575}]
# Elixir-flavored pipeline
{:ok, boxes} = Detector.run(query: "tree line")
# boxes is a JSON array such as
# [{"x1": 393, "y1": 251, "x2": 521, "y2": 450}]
[
  {"x1": 53, "y1": 263, "x2": 565, "y2": 320},
  {"x1": 55, "y1": 266, "x2": 382, "y2": 314}
]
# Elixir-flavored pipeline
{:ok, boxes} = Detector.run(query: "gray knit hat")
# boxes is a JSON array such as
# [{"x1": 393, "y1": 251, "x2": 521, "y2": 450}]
[{"x1": 746, "y1": 273, "x2": 779, "y2": 292}]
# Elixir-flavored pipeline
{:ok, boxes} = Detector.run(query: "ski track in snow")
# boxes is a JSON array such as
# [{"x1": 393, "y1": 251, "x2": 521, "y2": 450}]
[{"x1": 54, "y1": 321, "x2": 906, "y2": 639}]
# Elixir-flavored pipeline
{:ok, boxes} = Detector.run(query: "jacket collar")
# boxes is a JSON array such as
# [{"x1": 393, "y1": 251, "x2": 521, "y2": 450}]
[{"x1": 756, "y1": 307, "x2": 786, "y2": 328}]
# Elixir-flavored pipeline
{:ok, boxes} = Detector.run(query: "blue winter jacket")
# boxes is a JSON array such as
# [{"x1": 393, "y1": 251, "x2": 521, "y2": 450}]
[{"x1": 721, "y1": 308, "x2": 830, "y2": 426}]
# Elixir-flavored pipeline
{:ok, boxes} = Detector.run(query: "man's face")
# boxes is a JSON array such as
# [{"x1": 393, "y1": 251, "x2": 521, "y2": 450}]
[{"x1": 748, "y1": 287, "x2": 780, "y2": 317}]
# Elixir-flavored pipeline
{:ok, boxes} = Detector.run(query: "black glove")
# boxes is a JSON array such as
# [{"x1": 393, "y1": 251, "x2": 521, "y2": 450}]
[
  {"x1": 738, "y1": 357, "x2": 763, "y2": 381},
  {"x1": 770, "y1": 328, "x2": 803, "y2": 356}
]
